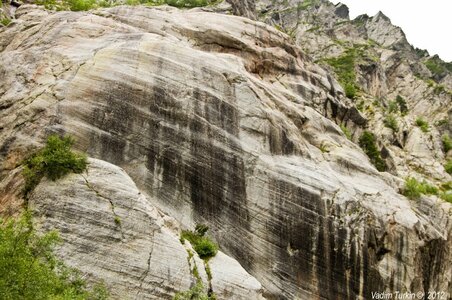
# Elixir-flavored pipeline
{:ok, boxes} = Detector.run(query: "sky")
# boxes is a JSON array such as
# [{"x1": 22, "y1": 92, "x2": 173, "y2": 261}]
[{"x1": 336, "y1": 0, "x2": 452, "y2": 62}]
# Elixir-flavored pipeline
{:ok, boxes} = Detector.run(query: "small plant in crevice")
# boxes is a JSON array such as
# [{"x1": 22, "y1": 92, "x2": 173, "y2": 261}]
[
  {"x1": 174, "y1": 280, "x2": 215, "y2": 300},
  {"x1": 340, "y1": 124, "x2": 352, "y2": 140},
  {"x1": 1, "y1": 18, "x2": 11, "y2": 26},
  {"x1": 181, "y1": 224, "x2": 218, "y2": 260},
  {"x1": 395, "y1": 95, "x2": 408, "y2": 115},
  {"x1": 415, "y1": 117, "x2": 429, "y2": 133},
  {"x1": 442, "y1": 135, "x2": 452, "y2": 153},
  {"x1": 383, "y1": 114, "x2": 399, "y2": 132},
  {"x1": 402, "y1": 177, "x2": 438, "y2": 200},
  {"x1": 358, "y1": 131, "x2": 387, "y2": 172},
  {"x1": 114, "y1": 216, "x2": 121, "y2": 226},
  {"x1": 22, "y1": 135, "x2": 87, "y2": 199}
]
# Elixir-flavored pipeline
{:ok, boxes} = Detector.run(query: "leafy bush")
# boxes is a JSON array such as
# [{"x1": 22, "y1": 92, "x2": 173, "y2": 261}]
[
  {"x1": 0, "y1": 212, "x2": 108, "y2": 299},
  {"x1": 415, "y1": 117, "x2": 429, "y2": 133},
  {"x1": 402, "y1": 177, "x2": 438, "y2": 200},
  {"x1": 23, "y1": 135, "x2": 87, "y2": 198},
  {"x1": 358, "y1": 131, "x2": 387, "y2": 172},
  {"x1": 180, "y1": 224, "x2": 217, "y2": 260},
  {"x1": 442, "y1": 135, "x2": 452, "y2": 153},
  {"x1": 383, "y1": 114, "x2": 399, "y2": 132},
  {"x1": 445, "y1": 160, "x2": 452, "y2": 174},
  {"x1": 340, "y1": 124, "x2": 352, "y2": 140}
]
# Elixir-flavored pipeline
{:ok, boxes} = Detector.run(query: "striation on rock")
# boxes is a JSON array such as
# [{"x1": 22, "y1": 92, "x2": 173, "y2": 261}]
[
  {"x1": 29, "y1": 158, "x2": 265, "y2": 300},
  {"x1": 0, "y1": 3, "x2": 450, "y2": 300}
]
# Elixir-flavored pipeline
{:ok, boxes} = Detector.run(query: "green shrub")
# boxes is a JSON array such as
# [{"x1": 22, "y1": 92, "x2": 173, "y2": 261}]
[
  {"x1": 23, "y1": 135, "x2": 87, "y2": 198},
  {"x1": 181, "y1": 225, "x2": 217, "y2": 260},
  {"x1": 442, "y1": 135, "x2": 452, "y2": 153},
  {"x1": 384, "y1": 114, "x2": 399, "y2": 132},
  {"x1": 340, "y1": 124, "x2": 352, "y2": 140},
  {"x1": 445, "y1": 160, "x2": 452, "y2": 174},
  {"x1": 0, "y1": 212, "x2": 108, "y2": 299},
  {"x1": 402, "y1": 177, "x2": 439, "y2": 200},
  {"x1": 358, "y1": 131, "x2": 387, "y2": 171},
  {"x1": 415, "y1": 117, "x2": 429, "y2": 133}
]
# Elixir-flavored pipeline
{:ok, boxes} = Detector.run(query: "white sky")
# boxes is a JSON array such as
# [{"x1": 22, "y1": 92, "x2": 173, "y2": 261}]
[{"x1": 336, "y1": 0, "x2": 452, "y2": 62}]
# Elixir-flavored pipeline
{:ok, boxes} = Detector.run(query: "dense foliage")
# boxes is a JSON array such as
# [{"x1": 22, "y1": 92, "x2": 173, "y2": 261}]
[
  {"x1": 358, "y1": 131, "x2": 387, "y2": 172},
  {"x1": 23, "y1": 135, "x2": 87, "y2": 198},
  {"x1": 0, "y1": 212, "x2": 108, "y2": 299}
]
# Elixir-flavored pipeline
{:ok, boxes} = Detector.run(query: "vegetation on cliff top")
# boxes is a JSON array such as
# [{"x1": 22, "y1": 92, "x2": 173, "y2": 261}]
[{"x1": 0, "y1": 212, "x2": 108, "y2": 299}]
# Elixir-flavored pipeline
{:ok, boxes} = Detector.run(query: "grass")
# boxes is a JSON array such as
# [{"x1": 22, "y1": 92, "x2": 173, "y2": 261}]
[
  {"x1": 174, "y1": 280, "x2": 214, "y2": 300},
  {"x1": 180, "y1": 224, "x2": 217, "y2": 260},
  {"x1": 402, "y1": 177, "x2": 438, "y2": 200},
  {"x1": 424, "y1": 58, "x2": 446, "y2": 76},
  {"x1": 445, "y1": 160, "x2": 452, "y2": 175},
  {"x1": 324, "y1": 48, "x2": 359, "y2": 99},
  {"x1": 34, "y1": 0, "x2": 218, "y2": 11},
  {"x1": 22, "y1": 135, "x2": 87, "y2": 198},
  {"x1": 395, "y1": 95, "x2": 408, "y2": 115},
  {"x1": 443, "y1": 135, "x2": 452, "y2": 153},
  {"x1": 1, "y1": 18, "x2": 11, "y2": 26},
  {"x1": 0, "y1": 212, "x2": 109, "y2": 299},
  {"x1": 358, "y1": 131, "x2": 387, "y2": 172},
  {"x1": 340, "y1": 124, "x2": 352, "y2": 140},
  {"x1": 415, "y1": 117, "x2": 429, "y2": 133},
  {"x1": 383, "y1": 114, "x2": 399, "y2": 132}
]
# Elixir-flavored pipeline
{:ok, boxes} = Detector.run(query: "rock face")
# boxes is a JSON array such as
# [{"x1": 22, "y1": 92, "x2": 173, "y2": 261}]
[
  {"x1": 0, "y1": 3, "x2": 451, "y2": 300},
  {"x1": 30, "y1": 158, "x2": 265, "y2": 300}
]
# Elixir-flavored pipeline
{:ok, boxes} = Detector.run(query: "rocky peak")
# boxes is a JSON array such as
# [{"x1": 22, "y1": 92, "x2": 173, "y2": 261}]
[{"x1": 334, "y1": 2, "x2": 349, "y2": 19}]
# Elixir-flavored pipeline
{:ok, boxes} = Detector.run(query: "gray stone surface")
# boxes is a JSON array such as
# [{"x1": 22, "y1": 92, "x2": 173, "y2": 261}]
[
  {"x1": 0, "y1": 3, "x2": 451, "y2": 300},
  {"x1": 29, "y1": 158, "x2": 265, "y2": 300}
]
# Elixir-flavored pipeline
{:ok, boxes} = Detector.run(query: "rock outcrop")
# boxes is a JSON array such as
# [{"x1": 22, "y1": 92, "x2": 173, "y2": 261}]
[
  {"x1": 30, "y1": 158, "x2": 265, "y2": 299},
  {"x1": 0, "y1": 2, "x2": 451, "y2": 300}
]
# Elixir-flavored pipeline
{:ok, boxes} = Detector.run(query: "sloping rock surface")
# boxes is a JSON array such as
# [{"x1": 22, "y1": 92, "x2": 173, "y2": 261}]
[
  {"x1": 29, "y1": 158, "x2": 265, "y2": 300},
  {"x1": 0, "y1": 4, "x2": 451, "y2": 300}
]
